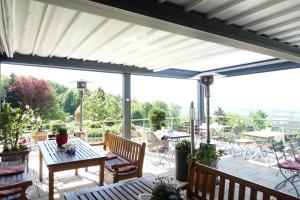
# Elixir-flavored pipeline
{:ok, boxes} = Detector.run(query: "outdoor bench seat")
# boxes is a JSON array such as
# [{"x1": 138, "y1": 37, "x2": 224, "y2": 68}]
[
  {"x1": 0, "y1": 152, "x2": 32, "y2": 200},
  {"x1": 92, "y1": 131, "x2": 146, "y2": 183}
]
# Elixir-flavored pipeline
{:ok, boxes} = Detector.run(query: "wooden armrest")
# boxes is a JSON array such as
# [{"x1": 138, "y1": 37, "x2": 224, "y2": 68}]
[
  {"x1": 111, "y1": 161, "x2": 139, "y2": 170},
  {"x1": 0, "y1": 180, "x2": 32, "y2": 191},
  {"x1": 89, "y1": 142, "x2": 105, "y2": 147}
]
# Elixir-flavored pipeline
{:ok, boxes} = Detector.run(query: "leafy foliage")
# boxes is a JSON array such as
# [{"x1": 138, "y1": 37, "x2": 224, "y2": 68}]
[
  {"x1": 149, "y1": 108, "x2": 166, "y2": 131},
  {"x1": 214, "y1": 107, "x2": 228, "y2": 125},
  {"x1": 0, "y1": 103, "x2": 33, "y2": 152},
  {"x1": 57, "y1": 127, "x2": 67, "y2": 135},
  {"x1": 175, "y1": 139, "x2": 191, "y2": 151},
  {"x1": 188, "y1": 144, "x2": 222, "y2": 167},
  {"x1": 250, "y1": 110, "x2": 268, "y2": 131},
  {"x1": 151, "y1": 177, "x2": 182, "y2": 200},
  {"x1": 6, "y1": 76, "x2": 53, "y2": 117}
]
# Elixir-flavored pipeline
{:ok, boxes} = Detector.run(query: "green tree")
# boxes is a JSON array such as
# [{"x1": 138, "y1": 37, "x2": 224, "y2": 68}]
[
  {"x1": 250, "y1": 110, "x2": 268, "y2": 131},
  {"x1": 213, "y1": 107, "x2": 228, "y2": 125},
  {"x1": 226, "y1": 113, "x2": 248, "y2": 131},
  {"x1": 141, "y1": 102, "x2": 152, "y2": 118},
  {"x1": 149, "y1": 108, "x2": 166, "y2": 131},
  {"x1": 152, "y1": 100, "x2": 169, "y2": 115},
  {"x1": 0, "y1": 75, "x2": 12, "y2": 103},
  {"x1": 82, "y1": 90, "x2": 121, "y2": 121},
  {"x1": 63, "y1": 90, "x2": 80, "y2": 115}
]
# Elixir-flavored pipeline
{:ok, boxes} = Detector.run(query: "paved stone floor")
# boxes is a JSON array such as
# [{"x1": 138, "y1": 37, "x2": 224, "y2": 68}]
[{"x1": 25, "y1": 145, "x2": 299, "y2": 199}]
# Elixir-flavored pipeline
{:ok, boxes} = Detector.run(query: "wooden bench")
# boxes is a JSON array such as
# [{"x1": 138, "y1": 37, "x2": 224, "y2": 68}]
[
  {"x1": 94, "y1": 132, "x2": 146, "y2": 183},
  {"x1": 185, "y1": 161, "x2": 299, "y2": 200},
  {"x1": 0, "y1": 151, "x2": 32, "y2": 200}
]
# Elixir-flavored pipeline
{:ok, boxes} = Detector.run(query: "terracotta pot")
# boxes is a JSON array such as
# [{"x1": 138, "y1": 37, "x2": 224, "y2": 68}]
[
  {"x1": 56, "y1": 134, "x2": 68, "y2": 147},
  {"x1": 31, "y1": 132, "x2": 48, "y2": 142}
]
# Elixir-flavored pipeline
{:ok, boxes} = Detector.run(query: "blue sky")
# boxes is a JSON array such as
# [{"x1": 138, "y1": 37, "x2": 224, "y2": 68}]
[{"x1": 1, "y1": 63, "x2": 300, "y2": 115}]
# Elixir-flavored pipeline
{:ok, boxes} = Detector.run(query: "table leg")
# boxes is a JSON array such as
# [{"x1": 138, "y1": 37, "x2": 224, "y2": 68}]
[
  {"x1": 49, "y1": 169, "x2": 54, "y2": 200},
  {"x1": 99, "y1": 159, "x2": 104, "y2": 186},
  {"x1": 39, "y1": 149, "x2": 43, "y2": 182}
]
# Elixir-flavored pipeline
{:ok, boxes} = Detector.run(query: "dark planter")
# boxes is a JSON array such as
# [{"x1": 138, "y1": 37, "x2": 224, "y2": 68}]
[
  {"x1": 175, "y1": 149, "x2": 189, "y2": 182},
  {"x1": 56, "y1": 134, "x2": 68, "y2": 148}
]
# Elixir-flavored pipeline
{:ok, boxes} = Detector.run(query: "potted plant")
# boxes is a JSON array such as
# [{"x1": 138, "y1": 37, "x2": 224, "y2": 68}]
[
  {"x1": 56, "y1": 127, "x2": 68, "y2": 148},
  {"x1": 31, "y1": 116, "x2": 48, "y2": 142},
  {"x1": 188, "y1": 143, "x2": 223, "y2": 192},
  {"x1": 141, "y1": 177, "x2": 183, "y2": 200},
  {"x1": 175, "y1": 140, "x2": 191, "y2": 181},
  {"x1": 0, "y1": 103, "x2": 33, "y2": 160}
]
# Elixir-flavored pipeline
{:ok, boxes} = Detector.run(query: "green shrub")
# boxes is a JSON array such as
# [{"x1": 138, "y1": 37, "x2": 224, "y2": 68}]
[
  {"x1": 88, "y1": 122, "x2": 102, "y2": 128},
  {"x1": 175, "y1": 140, "x2": 191, "y2": 152},
  {"x1": 149, "y1": 108, "x2": 166, "y2": 131}
]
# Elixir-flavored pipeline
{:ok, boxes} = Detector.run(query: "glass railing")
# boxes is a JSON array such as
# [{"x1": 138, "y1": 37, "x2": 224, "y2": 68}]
[{"x1": 29, "y1": 115, "x2": 300, "y2": 144}]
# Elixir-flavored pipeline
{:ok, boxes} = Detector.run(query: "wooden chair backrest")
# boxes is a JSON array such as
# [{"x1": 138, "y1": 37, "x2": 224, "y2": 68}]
[
  {"x1": 103, "y1": 132, "x2": 146, "y2": 163},
  {"x1": 187, "y1": 161, "x2": 299, "y2": 200}
]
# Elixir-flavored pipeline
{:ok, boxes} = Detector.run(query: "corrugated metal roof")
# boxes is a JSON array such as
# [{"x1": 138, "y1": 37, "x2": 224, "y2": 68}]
[
  {"x1": 4, "y1": 0, "x2": 298, "y2": 73},
  {"x1": 171, "y1": 0, "x2": 300, "y2": 46}
]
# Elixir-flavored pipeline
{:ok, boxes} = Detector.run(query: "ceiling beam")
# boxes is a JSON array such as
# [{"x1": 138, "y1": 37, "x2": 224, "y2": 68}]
[
  {"x1": 203, "y1": 58, "x2": 300, "y2": 77},
  {"x1": 1, "y1": 54, "x2": 298, "y2": 79},
  {"x1": 0, "y1": 53, "x2": 201, "y2": 79},
  {"x1": 34, "y1": 0, "x2": 300, "y2": 64}
]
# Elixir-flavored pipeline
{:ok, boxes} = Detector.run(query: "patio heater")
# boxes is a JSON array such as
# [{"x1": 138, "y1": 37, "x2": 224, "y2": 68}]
[
  {"x1": 190, "y1": 102, "x2": 195, "y2": 155},
  {"x1": 200, "y1": 75, "x2": 214, "y2": 144},
  {"x1": 76, "y1": 80, "x2": 87, "y2": 139}
]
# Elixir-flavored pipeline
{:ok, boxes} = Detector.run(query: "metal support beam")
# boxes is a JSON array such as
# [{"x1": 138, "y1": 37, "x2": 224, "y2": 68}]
[
  {"x1": 122, "y1": 73, "x2": 131, "y2": 139},
  {"x1": 0, "y1": 54, "x2": 201, "y2": 79},
  {"x1": 197, "y1": 80, "x2": 205, "y2": 123},
  {"x1": 0, "y1": 62, "x2": 2, "y2": 110},
  {"x1": 36, "y1": 0, "x2": 300, "y2": 63}
]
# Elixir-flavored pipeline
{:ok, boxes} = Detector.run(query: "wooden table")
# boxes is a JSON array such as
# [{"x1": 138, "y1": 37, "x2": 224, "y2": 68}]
[
  {"x1": 154, "y1": 130, "x2": 190, "y2": 140},
  {"x1": 65, "y1": 178, "x2": 152, "y2": 200},
  {"x1": 38, "y1": 138, "x2": 106, "y2": 199},
  {"x1": 242, "y1": 130, "x2": 288, "y2": 142}
]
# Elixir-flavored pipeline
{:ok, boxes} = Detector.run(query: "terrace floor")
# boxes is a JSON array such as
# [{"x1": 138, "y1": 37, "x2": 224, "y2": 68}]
[{"x1": 24, "y1": 143, "x2": 299, "y2": 200}]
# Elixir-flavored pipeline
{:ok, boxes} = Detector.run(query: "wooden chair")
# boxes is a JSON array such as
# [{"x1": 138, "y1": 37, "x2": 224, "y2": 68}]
[
  {"x1": 0, "y1": 151, "x2": 32, "y2": 200},
  {"x1": 184, "y1": 160, "x2": 299, "y2": 200}
]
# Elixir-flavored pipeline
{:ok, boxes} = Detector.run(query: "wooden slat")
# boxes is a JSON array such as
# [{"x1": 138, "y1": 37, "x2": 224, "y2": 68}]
[
  {"x1": 228, "y1": 180, "x2": 235, "y2": 200},
  {"x1": 262, "y1": 193, "x2": 270, "y2": 200},
  {"x1": 201, "y1": 172, "x2": 208, "y2": 198},
  {"x1": 209, "y1": 174, "x2": 216, "y2": 200},
  {"x1": 91, "y1": 191, "x2": 105, "y2": 200},
  {"x1": 194, "y1": 165, "x2": 200, "y2": 194},
  {"x1": 218, "y1": 177, "x2": 225, "y2": 200},
  {"x1": 98, "y1": 190, "x2": 113, "y2": 200},
  {"x1": 238, "y1": 184, "x2": 245, "y2": 200},
  {"x1": 250, "y1": 189, "x2": 257, "y2": 200},
  {"x1": 109, "y1": 187, "x2": 127, "y2": 200}
]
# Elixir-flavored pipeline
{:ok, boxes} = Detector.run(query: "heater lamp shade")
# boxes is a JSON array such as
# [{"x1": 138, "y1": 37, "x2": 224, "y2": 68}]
[
  {"x1": 200, "y1": 75, "x2": 214, "y2": 86},
  {"x1": 77, "y1": 81, "x2": 87, "y2": 90}
]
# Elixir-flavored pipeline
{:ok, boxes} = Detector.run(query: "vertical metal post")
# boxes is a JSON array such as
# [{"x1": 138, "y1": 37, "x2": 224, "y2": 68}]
[
  {"x1": 122, "y1": 73, "x2": 131, "y2": 139},
  {"x1": 0, "y1": 63, "x2": 2, "y2": 111},
  {"x1": 190, "y1": 102, "x2": 195, "y2": 155},
  {"x1": 79, "y1": 90, "x2": 83, "y2": 131},
  {"x1": 197, "y1": 80, "x2": 205, "y2": 124},
  {"x1": 205, "y1": 85, "x2": 210, "y2": 144}
]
